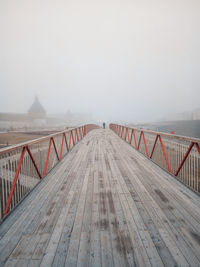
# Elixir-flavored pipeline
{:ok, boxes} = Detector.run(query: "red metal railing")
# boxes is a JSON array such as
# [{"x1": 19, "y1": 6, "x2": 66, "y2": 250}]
[
  {"x1": 0, "y1": 124, "x2": 99, "y2": 220},
  {"x1": 110, "y1": 124, "x2": 200, "y2": 194}
]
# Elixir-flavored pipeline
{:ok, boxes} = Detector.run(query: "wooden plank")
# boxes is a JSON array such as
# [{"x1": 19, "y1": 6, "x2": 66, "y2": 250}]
[
  {"x1": 0, "y1": 146, "x2": 78, "y2": 238},
  {"x1": 52, "y1": 140, "x2": 93, "y2": 267},
  {"x1": 31, "y1": 233, "x2": 49, "y2": 260},
  {"x1": 41, "y1": 140, "x2": 93, "y2": 266},
  {"x1": 110, "y1": 133, "x2": 198, "y2": 266},
  {"x1": 0, "y1": 137, "x2": 90, "y2": 265},
  {"x1": 4, "y1": 258, "x2": 28, "y2": 267},
  {"x1": 101, "y1": 143, "x2": 136, "y2": 267},
  {"x1": 97, "y1": 140, "x2": 114, "y2": 267},
  {"x1": 0, "y1": 149, "x2": 76, "y2": 239},
  {"x1": 11, "y1": 234, "x2": 40, "y2": 260},
  {"x1": 106, "y1": 143, "x2": 159, "y2": 266},
  {"x1": 65, "y1": 167, "x2": 90, "y2": 266},
  {"x1": 88, "y1": 140, "x2": 102, "y2": 267},
  {"x1": 100, "y1": 143, "x2": 122, "y2": 267},
  {"x1": 0, "y1": 129, "x2": 200, "y2": 267},
  {"x1": 76, "y1": 141, "x2": 96, "y2": 267},
  {"x1": 40, "y1": 164, "x2": 83, "y2": 266},
  {"x1": 113, "y1": 135, "x2": 200, "y2": 264}
]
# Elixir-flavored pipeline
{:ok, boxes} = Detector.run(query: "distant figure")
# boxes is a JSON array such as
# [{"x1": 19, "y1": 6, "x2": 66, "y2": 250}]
[{"x1": 103, "y1": 122, "x2": 106, "y2": 129}]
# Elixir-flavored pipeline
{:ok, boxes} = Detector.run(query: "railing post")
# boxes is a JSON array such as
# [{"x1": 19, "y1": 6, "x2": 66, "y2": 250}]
[
  {"x1": 109, "y1": 123, "x2": 200, "y2": 193},
  {"x1": 127, "y1": 128, "x2": 131, "y2": 144},
  {"x1": 60, "y1": 133, "x2": 65, "y2": 159},
  {"x1": 3, "y1": 147, "x2": 26, "y2": 217},
  {"x1": 83, "y1": 126, "x2": 86, "y2": 136},
  {"x1": 0, "y1": 124, "x2": 99, "y2": 219},
  {"x1": 137, "y1": 131, "x2": 143, "y2": 150},
  {"x1": 68, "y1": 131, "x2": 72, "y2": 150},
  {"x1": 44, "y1": 138, "x2": 52, "y2": 176},
  {"x1": 195, "y1": 143, "x2": 200, "y2": 155},
  {"x1": 150, "y1": 135, "x2": 159, "y2": 158},
  {"x1": 26, "y1": 146, "x2": 42, "y2": 179},
  {"x1": 71, "y1": 130, "x2": 75, "y2": 145},
  {"x1": 158, "y1": 136, "x2": 171, "y2": 173},
  {"x1": 51, "y1": 138, "x2": 59, "y2": 161},
  {"x1": 64, "y1": 133, "x2": 69, "y2": 152},
  {"x1": 142, "y1": 132, "x2": 149, "y2": 157},
  {"x1": 175, "y1": 142, "x2": 194, "y2": 176}
]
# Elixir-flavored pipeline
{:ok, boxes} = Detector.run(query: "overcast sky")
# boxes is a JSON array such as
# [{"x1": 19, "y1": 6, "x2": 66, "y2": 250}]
[{"x1": 0, "y1": 0, "x2": 200, "y2": 123}]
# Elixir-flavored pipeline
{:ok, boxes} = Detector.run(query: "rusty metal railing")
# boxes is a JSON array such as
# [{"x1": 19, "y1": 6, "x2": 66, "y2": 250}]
[
  {"x1": 0, "y1": 124, "x2": 99, "y2": 221},
  {"x1": 110, "y1": 124, "x2": 200, "y2": 194}
]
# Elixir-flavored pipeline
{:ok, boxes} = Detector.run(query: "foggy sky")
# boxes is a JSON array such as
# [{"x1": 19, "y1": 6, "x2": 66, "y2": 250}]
[{"x1": 0, "y1": 0, "x2": 200, "y2": 123}]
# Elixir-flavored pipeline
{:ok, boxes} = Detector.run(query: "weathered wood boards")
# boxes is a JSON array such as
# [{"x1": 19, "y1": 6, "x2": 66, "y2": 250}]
[{"x1": 0, "y1": 129, "x2": 200, "y2": 266}]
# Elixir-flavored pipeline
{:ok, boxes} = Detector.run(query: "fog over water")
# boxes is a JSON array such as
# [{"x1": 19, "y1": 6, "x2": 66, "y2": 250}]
[{"x1": 0, "y1": 0, "x2": 200, "y2": 123}]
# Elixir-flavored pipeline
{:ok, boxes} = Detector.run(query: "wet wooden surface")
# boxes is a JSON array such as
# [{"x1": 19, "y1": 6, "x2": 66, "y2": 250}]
[{"x1": 0, "y1": 129, "x2": 200, "y2": 267}]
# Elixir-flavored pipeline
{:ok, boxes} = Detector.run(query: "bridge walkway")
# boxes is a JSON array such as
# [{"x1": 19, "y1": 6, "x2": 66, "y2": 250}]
[{"x1": 0, "y1": 129, "x2": 200, "y2": 266}]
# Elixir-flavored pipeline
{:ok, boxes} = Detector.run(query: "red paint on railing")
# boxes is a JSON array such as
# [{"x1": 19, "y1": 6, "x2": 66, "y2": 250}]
[
  {"x1": 43, "y1": 138, "x2": 52, "y2": 176},
  {"x1": 126, "y1": 128, "x2": 131, "y2": 144},
  {"x1": 110, "y1": 123, "x2": 200, "y2": 193},
  {"x1": 60, "y1": 134, "x2": 65, "y2": 159},
  {"x1": 2, "y1": 124, "x2": 99, "y2": 219},
  {"x1": 132, "y1": 129, "x2": 138, "y2": 149},
  {"x1": 26, "y1": 146, "x2": 42, "y2": 179},
  {"x1": 175, "y1": 142, "x2": 194, "y2": 177},
  {"x1": 142, "y1": 132, "x2": 149, "y2": 158},
  {"x1": 3, "y1": 147, "x2": 26, "y2": 217},
  {"x1": 64, "y1": 133, "x2": 69, "y2": 152},
  {"x1": 71, "y1": 131, "x2": 75, "y2": 145},
  {"x1": 150, "y1": 135, "x2": 159, "y2": 159},
  {"x1": 51, "y1": 137, "x2": 59, "y2": 161},
  {"x1": 195, "y1": 143, "x2": 200, "y2": 155},
  {"x1": 158, "y1": 136, "x2": 172, "y2": 173}
]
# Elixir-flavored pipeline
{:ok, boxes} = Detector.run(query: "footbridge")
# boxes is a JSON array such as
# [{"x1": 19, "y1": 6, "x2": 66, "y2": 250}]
[{"x1": 0, "y1": 124, "x2": 200, "y2": 266}]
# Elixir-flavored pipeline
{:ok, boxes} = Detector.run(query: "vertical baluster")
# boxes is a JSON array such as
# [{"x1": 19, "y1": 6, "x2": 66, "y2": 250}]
[
  {"x1": 189, "y1": 149, "x2": 191, "y2": 188},
  {"x1": 178, "y1": 142, "x2": 180, "y2": 178},
  {"x1": 194, "y1": 149, "x2": 195, "y2": 191},
  {"x1": 21, "y1": 152, "x2": 24, "y2": 199},
  {"x1": 14, "y1": 152, "x2": 18, "y2": 206},
  {"x1": 22, "y1": 152, "x2": 25, "y2": 197},
  {"x1": 29, "y1": 149, "x2": 31, "y2": 192},
  {"x1": 1, "y1": 159, "x2": 5, "y2": 219},
  {"x1": 181, "y1": 144, "x2": 183, "y2": 183},
  {"x1": 6, "y1": 161, "x2": 10, "y2": 211},
  {"x1": 179, "y1": 143, "x2": 181, "y2": 181},
  {"x1": 0, "y1": 160, "x2": 1, "y2": 219},
  {"x1": 183, "y1": 144, "x2": 185, "y2": 185},
  {"x1": 186, "y1": 144, "x2": 188, "y2": 187},
  {"x1": 185, "y1": 144, "x2": 187, "y2": 186},
  {"x1": 198, "y1": 154, "x2": 200, "y2": 192},
  {"x1": 195, "y1": 150, "x2": 197, "y2": 191}
]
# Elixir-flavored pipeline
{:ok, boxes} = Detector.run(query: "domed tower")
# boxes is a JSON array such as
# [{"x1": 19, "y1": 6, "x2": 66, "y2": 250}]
[{"x1": 28, "y1": 96, "x2": 46, "y2": 118}]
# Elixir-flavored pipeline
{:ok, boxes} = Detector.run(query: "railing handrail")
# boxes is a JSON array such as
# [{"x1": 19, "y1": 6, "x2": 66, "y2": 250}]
[
  {"x1": 110, "y1": 123, "x2": 200, "y2": 194},
  {"x1": 0, "y1": 124, "x2": 99, "y2": 220},
  {"x1": 117, "y1": 124, "x2": 200, "y2": 143},
  {"x1": 0, "y1": 124, "x2": 94, "y2": 154}
]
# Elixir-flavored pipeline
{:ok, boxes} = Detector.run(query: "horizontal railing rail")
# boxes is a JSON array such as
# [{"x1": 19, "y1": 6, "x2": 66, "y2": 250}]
[
  {"x1": 0, "y1": 124, "x2": 99, "y2": 221},
  {"x1": 110, "y1": 124, "x2": 200, "y2": 194}
]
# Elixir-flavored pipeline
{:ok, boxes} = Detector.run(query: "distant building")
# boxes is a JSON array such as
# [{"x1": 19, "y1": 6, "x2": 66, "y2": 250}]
[
  {"x1": 28, "y1": 96, "x2": 46, "y2": 118},
  {"x1": 0, "y1": 96, "x2": 95, "y2": 131},
  {"x1": 0, "y1": 96, "x2": 47, "y2": 130},
  {"x1": 193, "y1": 108, "x2": 200, "y2": 120}
]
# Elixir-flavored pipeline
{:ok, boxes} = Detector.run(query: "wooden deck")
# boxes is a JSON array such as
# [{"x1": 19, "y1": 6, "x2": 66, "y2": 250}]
[{"x1": 0, "y1": 129, "x2": 200, "y2": 267}]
